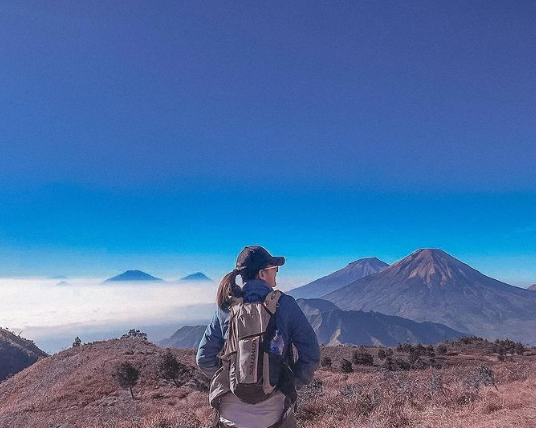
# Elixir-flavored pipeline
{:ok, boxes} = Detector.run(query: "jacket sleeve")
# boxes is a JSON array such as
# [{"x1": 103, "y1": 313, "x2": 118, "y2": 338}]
[
  {"x1": 196, "y1": 311, "x2": 225, "y2": 378},
  {"x1": 286, "y1": 297, "x2": 320, "y2": 388}
]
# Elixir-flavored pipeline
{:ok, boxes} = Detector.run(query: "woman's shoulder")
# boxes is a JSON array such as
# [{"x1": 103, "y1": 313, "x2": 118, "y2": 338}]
[{"x1": 277, "y1": 292, "x2": 300, "y2": 311}]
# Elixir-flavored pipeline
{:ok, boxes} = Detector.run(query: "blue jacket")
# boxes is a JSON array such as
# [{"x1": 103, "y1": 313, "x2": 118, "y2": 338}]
[{"x1": 196, "y1": 279, "x2": 320, "y2": 387}]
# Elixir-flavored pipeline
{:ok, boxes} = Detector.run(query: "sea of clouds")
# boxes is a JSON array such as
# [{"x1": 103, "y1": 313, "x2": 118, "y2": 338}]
[{"x1": 0, "y1": 276, "x2": 306, "y2": 353}]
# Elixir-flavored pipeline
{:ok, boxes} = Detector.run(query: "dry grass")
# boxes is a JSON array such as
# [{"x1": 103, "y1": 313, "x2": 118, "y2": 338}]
[{"x1": 0, "y1": 338, "x2": 536, "y2": 427}]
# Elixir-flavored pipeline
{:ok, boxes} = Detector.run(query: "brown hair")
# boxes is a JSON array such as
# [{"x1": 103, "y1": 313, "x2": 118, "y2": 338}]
[{"x1": 216, "y1": 268, "x2": 258, "y2": 310}]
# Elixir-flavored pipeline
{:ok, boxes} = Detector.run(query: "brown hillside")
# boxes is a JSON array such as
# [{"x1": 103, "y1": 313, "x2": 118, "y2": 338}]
[
  {"x1": 0, "y1": 328, "x2": 47, "y2": 382},
  {"x1": 0, "y1": 338, "x2": 211, "y2": 428},
  {"x1": 1, "y1": 337, "x2": 536, "y2": 428}
]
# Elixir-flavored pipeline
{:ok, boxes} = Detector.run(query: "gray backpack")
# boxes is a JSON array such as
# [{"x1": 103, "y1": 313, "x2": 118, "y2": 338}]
[{"x1": 209, "y1": 290, "x2": 285, "y2": 406}]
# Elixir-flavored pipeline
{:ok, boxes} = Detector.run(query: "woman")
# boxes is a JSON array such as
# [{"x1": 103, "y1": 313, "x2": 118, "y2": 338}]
[{"x1": 197, "y1": 245, "x2": 320, "y2": 428}]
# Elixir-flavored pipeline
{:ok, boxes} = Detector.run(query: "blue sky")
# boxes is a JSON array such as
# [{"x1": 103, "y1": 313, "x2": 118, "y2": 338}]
[{"x1": 1, "y1": 1, "x2": 535, "y2": 285}]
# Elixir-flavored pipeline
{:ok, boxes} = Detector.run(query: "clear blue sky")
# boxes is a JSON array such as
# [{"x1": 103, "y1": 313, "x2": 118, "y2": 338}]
[{"x1": 1, "y1": 1, "x2": 535, "y2": 285}]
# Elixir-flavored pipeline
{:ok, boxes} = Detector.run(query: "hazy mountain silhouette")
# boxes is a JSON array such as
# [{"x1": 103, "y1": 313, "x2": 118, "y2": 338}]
[
  {"x1": 104, "y1": 270, "x2": 163, "y2": 282},
  {"x1": 529, "y1": 284, "x2": 536, "y2": 291},
  {"x1": 179, "y1": 272, "x2": 212, "y2": 282},
  {"x1": 158, "y1": 325, "x2": 207, "y2": 348},
  {"x1": 55, "y1": 281, "x2": 70, "y2": 286},
  {"x1": 296, "y1": 299, "x2": 463, "y2": 346},
  {"x1": 322, "y1": 249, "x2": 536, "y2": 343},
  {"x1": 288, "y1": 257, "x2": 389, "y2": 299},
  {"x1": 0, "y1": 328, "x2": 47, "y2": 382}
]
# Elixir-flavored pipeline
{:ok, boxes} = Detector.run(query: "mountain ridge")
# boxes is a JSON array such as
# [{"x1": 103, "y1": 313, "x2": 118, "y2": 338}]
[
  {"x1": 296, "y1": 298, "x2": 464, "y2": 346},
  {"x1": 288, "y1": 257, "x2": 389, "y2": 299}
]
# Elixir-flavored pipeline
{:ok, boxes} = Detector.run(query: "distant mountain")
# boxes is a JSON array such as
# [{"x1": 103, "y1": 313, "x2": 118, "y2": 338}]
[
  {"x1": 323, "y1": 249, "x2": 536, "y2": 343},
  {"x1": 158, "y1": 325, "x2": 207, "y2": 348},
  {"x1": 104, "y1": 270, "x2": 164, "y2": 282},
  {"x1": 528, "y1": 284, "x2": 536, "y2": 291},
  {"x1": 288, "y1": 257, "x2": 389, "y2": 299},
  {"x1": 0, "y1": 328, "x2": 47, "y2": 382},
  {"x1": 56, "y1": 281, "x2": 70, "y2": 286},
  {"x1": 297, "y1": 299, "x2": 464, "y2": 346},
  {"x1": 179, "y1": 272, "x2": 212, "y2": 282}
]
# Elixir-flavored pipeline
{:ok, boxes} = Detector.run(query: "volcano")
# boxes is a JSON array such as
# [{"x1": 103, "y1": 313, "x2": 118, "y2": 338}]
[
  {"x1": 288, "y1": 257, "x2": 388, "y2": 299},
  {"x1": 322, "y1": 249, "x2": 536, "y2": 343}
]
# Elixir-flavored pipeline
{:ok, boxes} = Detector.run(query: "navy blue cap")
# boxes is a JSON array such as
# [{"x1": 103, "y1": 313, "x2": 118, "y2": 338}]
[{"x1": 236, "y1": 246, "x2": 285, "y2": 273}]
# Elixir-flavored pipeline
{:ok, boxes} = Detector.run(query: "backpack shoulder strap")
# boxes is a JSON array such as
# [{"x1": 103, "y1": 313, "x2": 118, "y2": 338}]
[{"x1": 263, "y1": 290, "x2": 282, "y2": 315}]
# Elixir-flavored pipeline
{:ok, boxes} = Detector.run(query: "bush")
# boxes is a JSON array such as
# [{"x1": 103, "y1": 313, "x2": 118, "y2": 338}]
[
  {"x1": 377, "y1": 349, "x2": 387, "y2": 360},
  {"x1": 341, "y1": 358, "x2": 353, "y2": 373},
  {"x1": 113, "y1": 362, "x2": 140, "y2": 399},
  {"x1": 121, "y1": 329, "x2": 148, "y2": 340},
  {"x1": 397, "y1": 343, "x2": 413, "y2": 353},
  {"x1": 158, "y1": 351, "x2": 190, "y2": 387},
  {"x1": 436, "y1": 344, "x2": 447, "y2": 355},
  {"x1": 352, "y1": 350, "x2": 374, "y2": 366},
  {"x1": 320, "y1": 356, "x2": 332, "y2": 368}
]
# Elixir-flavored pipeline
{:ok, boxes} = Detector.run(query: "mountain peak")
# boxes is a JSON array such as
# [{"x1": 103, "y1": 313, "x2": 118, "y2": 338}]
[
  {"x1": 104, "y1": 270, "x2": 163, "y2": 282},
  {"x1": 389, "y1": 248, "x2": 468, "y2": 287},
  {"x1": 179, "y1": 272, "x2": 212, "y2": 282},
  {"x1": 529, "y1": 284, "x2": 536, "y2": 291},
  {"x1": 347, "y1": 257, "x2": 384, "y2": 267},
  {"x1": 287, "y1": 257, "x2": 388, "y2": 299}
]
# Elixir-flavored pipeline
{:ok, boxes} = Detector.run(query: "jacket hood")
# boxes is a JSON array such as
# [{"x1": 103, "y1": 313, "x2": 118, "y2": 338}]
[{"x1": 242, "y1": 279, "x2": 273, "y2": 303}]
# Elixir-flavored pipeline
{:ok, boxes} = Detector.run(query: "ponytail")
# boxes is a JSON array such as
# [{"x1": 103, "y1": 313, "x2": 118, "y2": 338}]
[{"x1": 216, "y1": 269, "x2": 243, "y2": 310}]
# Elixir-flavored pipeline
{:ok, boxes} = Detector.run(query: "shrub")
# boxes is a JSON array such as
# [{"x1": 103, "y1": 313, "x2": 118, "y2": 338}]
[
  {"x1": 72, "y1": 336, "x2": 82, "y2": 348},
  {"x1": 377, "y1": 349, "x2": 387, "y2": 360},
  {"x1": 352, "y1": 350, "x2": 374, "y2": 366},
  {"x1": 113, "y1": 362, "x2": 140, "y2": 399},
  {"x1": 121, "y1": 329, "x2": 148, "y2": 340},
  {"x1": 320, "y1": 356, "x2": 332, "y2": 368},
  {"x1": 341, "y1": 358, "x2": 353, "y2": 373},
  {"x1": 436, "y1": 344, "x2": 447, "y2": 355},
  {"x1": 158, "y1": 351, "x2": 190, "y2": 387}
]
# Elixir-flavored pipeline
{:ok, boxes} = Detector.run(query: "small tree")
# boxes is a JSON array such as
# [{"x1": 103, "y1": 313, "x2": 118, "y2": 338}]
[
  {"x1": 114, "y1": 362, "x2": 140, "y2": 399},
  {"x1": 121, "y1": 329, "x2": 148, "y2": 341},
  {"x1": 158, "y1": 351, "x2": 190, "y2": 387},
  {"x1": 72, "y1": 337, "x2": 82, "y2": 348},
  {"x1": 320, "y1": 356, "x2": 332, "y2": 368},
  {"x1": 341, "y1": 358, "x2": 353, "y2": 373}
]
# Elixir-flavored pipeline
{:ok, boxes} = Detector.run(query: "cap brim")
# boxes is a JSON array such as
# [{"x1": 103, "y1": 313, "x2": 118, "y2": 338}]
[{"x1": 270, "y1": 256, "x2": 285, "y2": 266}]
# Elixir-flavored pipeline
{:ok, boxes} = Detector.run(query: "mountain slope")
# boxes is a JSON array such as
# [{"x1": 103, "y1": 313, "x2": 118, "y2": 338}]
[
  {"x1": 0, "y1": 338, "x2": 208, "y2": 428},
  {"x1": 322, "y1": 249, "x2": 536, "y2": 343},
  {"x1": 0, "y1": 328, "x2": 48, "y2": 382},
  {"x1": 158, "y1": 325, "x2": 207, "y2": 348},
  {"x1": 288, "y1": 257, "x2": 389, "y2": 299},
  {"x1": 296, "y1": 299, "x2": 463, "y2": 346},
  {"x1": 529, "y1": 284, "x2": 536, "y2": 291},
  {"x1": 104, "y1": 270, "x2": 163, "y2": 282}
]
